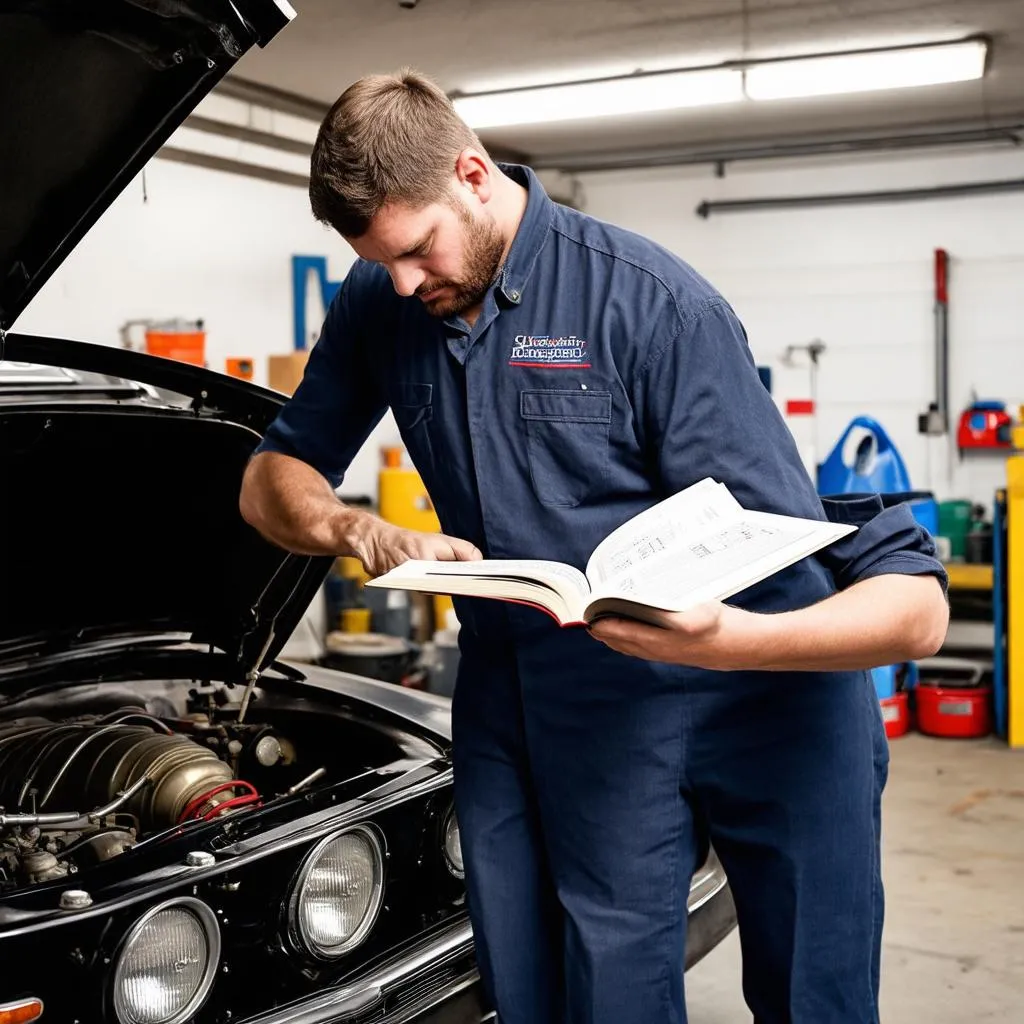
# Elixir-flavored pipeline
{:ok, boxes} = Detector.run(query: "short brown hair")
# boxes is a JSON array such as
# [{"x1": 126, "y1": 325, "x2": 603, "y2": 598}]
[{"x1": 309, "y1": 68, "x2": 482, "y2": 238}]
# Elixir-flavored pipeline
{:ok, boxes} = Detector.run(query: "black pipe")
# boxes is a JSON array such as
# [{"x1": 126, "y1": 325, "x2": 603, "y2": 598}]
[
  {"x1": 184, "y1": 115, "x2": 312, "y2": 155},
  {"x1": 216, "y1": 75, "x2": 329, "y2": 121},
  {"x1": 157, "y1": 146, "x2": 309, "y2": 189},
  {"x1": 696, "y1": 178, "x2": 1024, "y2": 218}
]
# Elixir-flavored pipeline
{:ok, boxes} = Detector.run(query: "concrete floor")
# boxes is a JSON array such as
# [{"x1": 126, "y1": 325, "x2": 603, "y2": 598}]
[{"x1": 685, "y1": 734, "x2": 1024, "y2": 1022}]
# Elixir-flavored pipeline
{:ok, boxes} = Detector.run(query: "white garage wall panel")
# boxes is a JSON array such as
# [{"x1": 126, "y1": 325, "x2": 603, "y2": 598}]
[
  {"x1": 578, "y1": 146, "x2": 1024, "y2": 507},
  {"x1": 16, "y1": 157, "x2": 401, "y2": 500},
  {"x1": 17, "y1": 144, "x2": 1023, "y2": 509}
]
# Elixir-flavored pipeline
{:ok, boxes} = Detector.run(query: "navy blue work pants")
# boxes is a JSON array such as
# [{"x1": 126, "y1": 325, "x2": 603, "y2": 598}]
[{"x1": 451, "y1": 628, "x2": 889, "y2": 1024}]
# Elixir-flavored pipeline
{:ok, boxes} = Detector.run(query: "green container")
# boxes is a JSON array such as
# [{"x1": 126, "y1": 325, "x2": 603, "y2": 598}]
[{"x1": 938, "y1": 500, "x2": 973, "y2": 559}]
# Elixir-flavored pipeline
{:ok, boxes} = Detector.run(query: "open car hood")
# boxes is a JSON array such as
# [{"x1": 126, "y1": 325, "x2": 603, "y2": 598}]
[
  {"x1": 0, "y1": 334, "x2": 334, "y2": 682},
  {"x1": 0, "y1": 1, "x2": 329, "y2": 681},
  {"x1": 1, "y1": 0, "x2": 295, "y2": 329}
]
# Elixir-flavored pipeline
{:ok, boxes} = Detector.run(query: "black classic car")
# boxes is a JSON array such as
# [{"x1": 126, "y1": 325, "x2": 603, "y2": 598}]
[{"x1": 0, "y1": 2, "x2": 736, "y2": 1022}]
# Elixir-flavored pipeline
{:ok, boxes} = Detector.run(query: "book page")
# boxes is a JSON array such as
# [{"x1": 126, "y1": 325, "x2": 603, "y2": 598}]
[
  {"x1": 585, "y1": 478, "x2": 740, "y2": 587},
  {"x1": 587, "y1": 511, "x2": 855, "y2": 615},
  {"x1": 366, "y1": 559, "x2": 591, "y2": 624}
]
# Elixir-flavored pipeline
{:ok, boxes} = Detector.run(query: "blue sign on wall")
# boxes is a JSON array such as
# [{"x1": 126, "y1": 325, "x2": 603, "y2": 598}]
[{"x1": 292, "y1": 255, "x2": 341, "y2": 350}]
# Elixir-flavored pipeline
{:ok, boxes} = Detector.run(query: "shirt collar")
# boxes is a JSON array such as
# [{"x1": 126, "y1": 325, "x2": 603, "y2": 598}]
[
  {"x1": 442, "y1": 162, "x2": 554, "y2": 333},
  {"x1": 493, "y1": 163, "x2": 555, "y2": 308}
]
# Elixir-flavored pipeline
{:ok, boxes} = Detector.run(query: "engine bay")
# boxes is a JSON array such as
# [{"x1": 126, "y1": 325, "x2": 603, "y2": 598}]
[{"x1": 0, "y1": 675, "x2": 435, "y2": 895}]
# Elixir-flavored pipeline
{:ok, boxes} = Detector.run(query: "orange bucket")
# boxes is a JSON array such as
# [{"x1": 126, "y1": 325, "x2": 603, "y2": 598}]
[{"x1": 144, "y1": 320, "x2": 206, "y2": 366}]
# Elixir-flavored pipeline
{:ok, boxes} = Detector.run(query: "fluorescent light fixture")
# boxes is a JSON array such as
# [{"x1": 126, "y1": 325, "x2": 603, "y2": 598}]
[
  {"x1": 451, "y1": 39, "x2": 988, "y2": 129},
  {"x1": 453, "y1": 69, "x2": 744, "y2": 129},
  {"x1": 744, "y1": 39, "x2": 988, "y2": 101}
]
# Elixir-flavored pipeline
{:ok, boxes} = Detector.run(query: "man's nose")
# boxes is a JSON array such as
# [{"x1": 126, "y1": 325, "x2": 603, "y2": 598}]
[{"x1": 391, "y1": 265, "x2": 425, "y2": 297}]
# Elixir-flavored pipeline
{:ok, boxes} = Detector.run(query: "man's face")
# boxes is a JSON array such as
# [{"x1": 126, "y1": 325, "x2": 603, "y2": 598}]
[{"x1": 348, "y1": 188, "x2": 506, "y2": 319}]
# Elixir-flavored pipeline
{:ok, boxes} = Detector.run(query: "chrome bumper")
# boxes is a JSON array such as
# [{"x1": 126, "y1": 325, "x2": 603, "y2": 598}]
[
  {"x1": 239, "y1": 917, "x2": 485, "y2": 1024},
  {"x1": 685, "y1": 854, "x2": 737, "y2": 970}
]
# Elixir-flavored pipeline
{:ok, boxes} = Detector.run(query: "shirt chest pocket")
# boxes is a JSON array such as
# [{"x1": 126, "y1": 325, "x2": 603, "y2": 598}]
[
  {"x1": 391, "y1": 382, "x2": 435, "y2": 466},
  {"x1": 520, "y1": 389, "x2": 612, "y2": 508}
]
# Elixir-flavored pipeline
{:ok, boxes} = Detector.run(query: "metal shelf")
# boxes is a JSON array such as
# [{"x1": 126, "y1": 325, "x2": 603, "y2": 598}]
[{"x1": 946, "y1": 563, "x2": 994, "y2": 591}]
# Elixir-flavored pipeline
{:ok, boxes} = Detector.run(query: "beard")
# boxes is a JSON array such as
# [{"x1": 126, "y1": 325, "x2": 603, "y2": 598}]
[{"x1": 416, "y1": 205, "x2": 506, "y2": 319}]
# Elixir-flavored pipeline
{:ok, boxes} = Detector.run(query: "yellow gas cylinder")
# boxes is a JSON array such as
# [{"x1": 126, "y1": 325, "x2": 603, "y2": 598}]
[{"x1": 378, "y1": 446, "x2": 440, "y2": 533}]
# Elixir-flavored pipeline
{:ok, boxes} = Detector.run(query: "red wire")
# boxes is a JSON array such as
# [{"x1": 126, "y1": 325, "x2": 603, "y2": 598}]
[
  {"x1": 200, "y1": 794, "x2": 262, "y2": 820},
  {"x1": 179, "y1": 780, "x2": 259, "y2": 823},
  {"x1": 179, "y1": 782, "x2": 247, "y2": 822}
]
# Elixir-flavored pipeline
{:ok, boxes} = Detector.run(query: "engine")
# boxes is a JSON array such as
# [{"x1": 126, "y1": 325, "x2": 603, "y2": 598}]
[{"x1": 0, "y1": 707, "x2": 291, "y2": 892}]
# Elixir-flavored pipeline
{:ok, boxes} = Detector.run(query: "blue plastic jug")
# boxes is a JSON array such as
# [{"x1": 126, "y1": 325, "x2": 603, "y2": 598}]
[{"x1": 817, "y1": 416, "x2": 912, "y2": 495}]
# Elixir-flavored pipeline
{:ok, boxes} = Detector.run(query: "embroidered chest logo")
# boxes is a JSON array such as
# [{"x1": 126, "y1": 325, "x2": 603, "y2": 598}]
[{"x1": 508, "y1": 335, "x2": 591, "y2": 369}]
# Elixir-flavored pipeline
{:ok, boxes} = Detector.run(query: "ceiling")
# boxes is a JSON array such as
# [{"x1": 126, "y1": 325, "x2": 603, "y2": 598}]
[{"x1": 230, "y1": 0, "x2": 1024, "y2": 170}]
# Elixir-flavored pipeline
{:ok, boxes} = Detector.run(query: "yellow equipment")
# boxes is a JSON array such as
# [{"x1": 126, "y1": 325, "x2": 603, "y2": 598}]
[
  {"x1": 378, "y1": 446, "x2": 441, "y2": 533},
  {"x1": 377, "y1": 447, "x2": 454, "y2": 630}
]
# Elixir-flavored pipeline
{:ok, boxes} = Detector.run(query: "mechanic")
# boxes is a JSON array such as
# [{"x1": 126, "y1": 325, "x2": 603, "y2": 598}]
[{"x1": 239, "y1": 69, "x2": 949, "y2": 1024}]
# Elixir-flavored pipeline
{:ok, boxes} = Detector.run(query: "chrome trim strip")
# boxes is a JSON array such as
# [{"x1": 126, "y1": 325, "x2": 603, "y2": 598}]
[
  {"x1": 239, "y1": 917, "x2": 476, "y2": 1024},
  {"x1": 373, "y1": 970, "x2": 479, "y2": 1024}
]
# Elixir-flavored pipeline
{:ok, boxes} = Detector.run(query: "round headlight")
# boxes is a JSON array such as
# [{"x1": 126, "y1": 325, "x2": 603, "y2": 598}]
[
  {"x1": 289, "y1": 825, "x2": 384, "y2": 959},
  {"x1": 112, "y1": 898, "x2": 220, "y2": 1024},
  {"x1": 443, "y1": 809, "x2": 464, "y2": 878}
]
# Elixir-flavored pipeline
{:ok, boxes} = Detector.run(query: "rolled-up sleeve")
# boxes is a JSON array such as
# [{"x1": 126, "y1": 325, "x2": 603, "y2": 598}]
[
  {"x1": 637, "y1": 298, "x2": 948, "y2": 593},
  {"x1": 817, "y1": 494, "x2": 949, "y2": 593},
  {"x1": 255, "y1": 266, "x2": 387, "y2": 489}
]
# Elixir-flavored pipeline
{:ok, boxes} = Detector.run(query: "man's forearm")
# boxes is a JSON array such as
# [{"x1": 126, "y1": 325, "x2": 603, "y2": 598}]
[
  {"x1": 239, "y1": 451, "x2": 368, "y2": 557},
  {"x1": 742, "y1": 573, "x2": 949, "y2": 671},
  {"x1": 240, "y1": 451, "x2": 483, "y2": 575}
]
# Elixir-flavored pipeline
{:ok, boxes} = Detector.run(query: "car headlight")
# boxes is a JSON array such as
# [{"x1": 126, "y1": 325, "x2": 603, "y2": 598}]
[
  {"x1": 112, "y1": 898, "x2": 220, "y2": 1024},
  {"x1": 288, "y1": 825, "x2": 385, "y2": 959},
  {"x1": 443, "y1": 808, "x2": 464, "y2": 878}
]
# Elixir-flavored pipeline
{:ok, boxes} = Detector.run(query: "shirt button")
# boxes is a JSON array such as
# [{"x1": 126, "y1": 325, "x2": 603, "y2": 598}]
[{"x1": 508, "y1": 289, "x2": 521, "y2": 302}]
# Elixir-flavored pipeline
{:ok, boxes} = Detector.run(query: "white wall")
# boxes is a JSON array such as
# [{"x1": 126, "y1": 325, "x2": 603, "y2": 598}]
[
  {"x1": 578, "y1": 145, "x2": 1024, "y2": 509},
  {"x1": 15, "y1": 157, "x2": 401, "y2": 499},
  {"x1": 17, "y1": 142, "x2": 1023, "y2": 510}
]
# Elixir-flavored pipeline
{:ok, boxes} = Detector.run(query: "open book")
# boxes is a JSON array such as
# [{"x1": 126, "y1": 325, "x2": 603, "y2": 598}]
[{"x1": 365, "y1": 478, "x2": 856, "y2": 627}]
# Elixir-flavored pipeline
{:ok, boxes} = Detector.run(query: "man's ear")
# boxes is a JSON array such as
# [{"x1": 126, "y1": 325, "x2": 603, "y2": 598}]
[{"x1": 454, "y1": 148, "x2": 492, "y2": 203}]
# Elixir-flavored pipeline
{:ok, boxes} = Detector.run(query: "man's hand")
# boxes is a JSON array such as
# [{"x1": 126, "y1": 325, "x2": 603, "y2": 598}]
[
  {"x1": 588, "y1": 574, "x2": 948, "y2": 672},
  {"x1": 588, "y1": 603, "x2": 757, "y2": 670},
  {"x1": 348, "y1": 516, "x2": 482, "y2": 577},
  {"x1": 239, "y1": 452, "x2": 482, "y2": 573}
]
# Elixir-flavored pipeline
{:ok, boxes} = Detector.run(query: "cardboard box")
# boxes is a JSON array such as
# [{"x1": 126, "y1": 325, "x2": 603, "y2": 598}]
[{"x1": 268, "y1": 351, "x2": 309, "y2": 395}]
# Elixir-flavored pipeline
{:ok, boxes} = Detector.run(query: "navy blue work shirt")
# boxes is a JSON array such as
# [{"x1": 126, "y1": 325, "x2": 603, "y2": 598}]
[{"x1": 257, "y1": 164, "x2": 946, "y2": 649}]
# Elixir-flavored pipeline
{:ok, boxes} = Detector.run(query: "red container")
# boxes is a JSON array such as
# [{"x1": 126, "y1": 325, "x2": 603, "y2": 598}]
[
  {"x1": 915, "y1": 685, "x2": 992, "y2": 738},
  {"x1": 880, "y1": 692, "x2": 910, "y2": 739}
]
